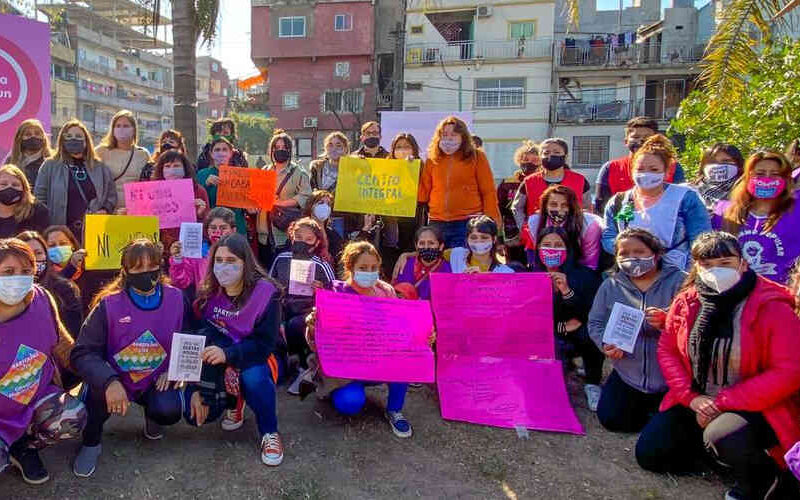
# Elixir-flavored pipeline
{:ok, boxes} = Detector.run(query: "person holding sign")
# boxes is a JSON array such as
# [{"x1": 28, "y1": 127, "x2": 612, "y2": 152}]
[
  {"x1": 0, "y1": 164, "x2": 49, "y2": 239},
  {"x1": 447, "y1": 216, "x2": 514, "y2": 274},
  {"x1": 95, "y1": 110, "x2": 150, "y2": 210},
  {"x1": 71, "y1": 239, "x2": 188, "y2": 478},
  {"x1": 0, "y1": 238, "x2": 86, "y2": 485},
  {"x1": 389, "y1": 133, "x2": 425, "y2": 253},
  {"x1": 187, "y1": 233, "x2": 285, "y2": 466},
  {"x1": 636, "y1": 232, "x2": 800, "y2": 500},
  {"x1": 392, "y1": 225, "x2": 451, "y2": 300},
  {"x1": 353, "y1": 122, "x2": 390, "y2": 159},
  {"x1": 531, "y1": 227, "x2": 604, "y2": 411},
  {"x1": 196, "y1": 136, "x2": 249, "y2": 235},
  {"x1": 6, "y1": 119, "x2": 53, "y2": 188},
  {"x1": 310, "y1": 132, "x2": 351, "y2": 193},
  {"x1": 588, "y1": 228, "x2": 685, "y2": 432},
  {"x1": 303, "y1": 190, "x2": 344, "y2": 266}
]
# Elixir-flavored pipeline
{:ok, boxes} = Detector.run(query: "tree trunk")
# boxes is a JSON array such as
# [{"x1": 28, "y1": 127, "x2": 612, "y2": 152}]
[{"x1": 172, "y1": 0, "x2": 199, "y2": 159}]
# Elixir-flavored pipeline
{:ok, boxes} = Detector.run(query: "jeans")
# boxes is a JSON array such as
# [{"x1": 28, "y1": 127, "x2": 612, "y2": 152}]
[
  {"x1": 596, "y1": 370, "x2": 665, "y2": 433},
  {"x1": 430, "y1": 219, "x2": 469, "y2": 249},
  {"x1": 555, "y1": 326, "x2": 604, "y2": 385},
  {"x1": 331, "y1": 382, "x2": 408, "y2": 416}
]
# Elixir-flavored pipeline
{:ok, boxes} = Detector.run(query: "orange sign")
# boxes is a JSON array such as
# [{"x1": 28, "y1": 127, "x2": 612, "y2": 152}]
[{"x1": 216, "y1": 166, "x2": 277, "y2": 210}]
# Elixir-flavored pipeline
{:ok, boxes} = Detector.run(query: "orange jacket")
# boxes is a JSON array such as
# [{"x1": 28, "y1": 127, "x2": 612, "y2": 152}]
[{"x1": 418, "y1": 150, "x2": 501, "y2": 226}]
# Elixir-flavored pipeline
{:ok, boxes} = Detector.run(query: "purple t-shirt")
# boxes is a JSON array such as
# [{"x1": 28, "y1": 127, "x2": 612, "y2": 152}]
[
  {"x1": 203, "y1": 280, "x2": 275, "y2": 343},
  {"x1": 395, "y1": 257, "x2": 453, "y2": 300}
]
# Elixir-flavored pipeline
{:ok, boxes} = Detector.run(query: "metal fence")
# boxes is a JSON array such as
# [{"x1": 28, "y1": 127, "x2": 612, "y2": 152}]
[
  {"x1": 557, "y1": 41, "x2": 706, "y2": 67},
  {"x1": 406, "y1": 38, "x2": 554, "y2": 64}
]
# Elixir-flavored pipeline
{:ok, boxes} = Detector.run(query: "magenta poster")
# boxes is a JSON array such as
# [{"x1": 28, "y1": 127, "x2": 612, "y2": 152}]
[{"x1": 0, "y1": 13, "x2": 51, "y2": 162}]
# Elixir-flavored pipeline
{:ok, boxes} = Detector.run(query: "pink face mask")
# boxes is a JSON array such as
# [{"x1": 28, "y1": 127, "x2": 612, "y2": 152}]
[
  {"x1": 538, "y1": 247, "x2": 567, "y2": 268},
  {"x1": 747, "y1": 176, "x2": 786, "y2": 199}
]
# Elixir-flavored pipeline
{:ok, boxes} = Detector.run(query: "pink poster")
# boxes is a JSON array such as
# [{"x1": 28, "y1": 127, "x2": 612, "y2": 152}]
[
  {"x1": 0, "y1": 14, "x2": 51, "y2": 163},
  {"x1": 315, "y1": 290, "x2": 435, "y2": 383},
  {"x1": 124, "y1": 179, "x2": 197, "y2": 229}
]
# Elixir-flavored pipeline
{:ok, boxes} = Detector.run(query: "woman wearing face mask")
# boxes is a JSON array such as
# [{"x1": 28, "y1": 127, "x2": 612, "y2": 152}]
[
  {"x1": 268, "y1": 218, "x2": 335, "y2": 395},
  {"x1": 636, "y1": 231, "x2": 800, "y2": 500},
  {"x1": 17, "y1": 231, "x2": 82, "y2": 339},
  {"x1": 196, "y1": 118, "x2": 249, "y2": 171},
  {"x1": 499, "y1": 141, "x2": 539, "y2": 255},
  {"x1": 602, "y1": 135, "x2": 710, "y2": 271},
  {"x1": 0, "y1": 238, "x2": 86, "y2": 485},
  {"x1": 257, "y1": 130, "x2": 312, "y2": 270},
  {"x1": 34, "y1": 120, "x2": 116, "y2": 241},
  {"x1": 310, "y1": 132, "x2": 350, "y2": 192},
  {"x1": 141, "y1": 130, "x2": 188, "y2": 181},
  {"x1": 531, "y1": 227, "x2": 603, "y2": 411},
  {"x1": 588, "y1": 228, "x2": 686, "y2": 432},
  {"x1": 0, "y1": 165, "x2": 49, "y2": 239},
  {"x1": 95, "y1": 110, "x2": 150, "y2": 211},
  {"x1": 712, "y1": 151, "x2": 799, "y2": 284},
  {"x1": 392, "y1": 226, "x2": 452, "y2": 301},
  {"x1": 418, "y1": 117, "x2": 501, "y2": 249},
  {"x1": 196, "y1": 137, "x2": 249, "y2": 235},
  {"x1": 693, "y1": 143, "x2": 745, "y2": 211},
  {"x1": 448, "y1": 216, "x2": 514, "y2": 274},
  {"x1": 186, "y1": 233, "x2": 285, "y2": 466},
  {"x1": 526, "y1": 185, "x2": 603, "y2": 270},
  {"x1": 304, "y1": 190, "x2": 344, "y2": 265},
  {"x1": 6, "y1": 119, "x2": 53, "y2": 188},
  {"x1": 70, "y1": 239, "x2": 187, "y2": 478}
]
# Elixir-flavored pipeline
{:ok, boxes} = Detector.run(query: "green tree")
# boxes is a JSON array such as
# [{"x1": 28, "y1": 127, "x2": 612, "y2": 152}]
[{"x1": 205, "y1": 112, "x2": 276, "y2": 156}]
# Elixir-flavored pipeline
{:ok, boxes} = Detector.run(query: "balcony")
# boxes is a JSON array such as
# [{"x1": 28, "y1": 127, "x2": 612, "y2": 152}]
[
  {"x1": 556, "y1": 100, "x2": 634, "y2": 123},
  {"x1": 78, "y1": 88, "x2": 167, "y2": 115},
  {"x1": 406, "y1": 38, "x2": 553, "y2": 65},
  {"x1": 79, "y1": 58, "x2": 172, "y2": 92},
  {"x1": 557, "y1": 41, "x2": 706, "y2": 69},
  {"x1": 636, "y1": 98, "x2": 683, "y2": 121}
]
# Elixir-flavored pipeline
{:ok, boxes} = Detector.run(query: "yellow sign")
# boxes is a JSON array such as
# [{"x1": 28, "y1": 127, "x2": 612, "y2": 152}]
[
  {"x1": 84, "y1": 215, "x2": 160, "y2": 270},
  {"x1": 333, "y1": 157, "x2": 421, "y2": 217}
]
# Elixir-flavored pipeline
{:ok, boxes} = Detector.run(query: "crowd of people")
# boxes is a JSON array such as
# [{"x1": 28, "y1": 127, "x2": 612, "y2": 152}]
[{"x1": 2, "y1": 111, "x2": 800, "y2": 499}]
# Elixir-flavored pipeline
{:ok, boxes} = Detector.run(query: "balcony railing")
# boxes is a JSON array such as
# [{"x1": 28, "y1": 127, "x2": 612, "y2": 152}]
[
  {"x1": 79, "y1": 58, "x2": 172, "y2": 91},
  {"x1": 636, "y1": 97, "x2": 683, "y2": 121},
  {"x1": 557, "y1": 41, "x2": 706, "y2": 68},
  {"x1": 556, "y1": 100, "x2": 634, "y2": 123},
  {"x1": 78, "y1": 88, "x2": 166, "y2": 115},
  {"x1": 406, "y1": 38, "x2": 553, "y2": 65}
]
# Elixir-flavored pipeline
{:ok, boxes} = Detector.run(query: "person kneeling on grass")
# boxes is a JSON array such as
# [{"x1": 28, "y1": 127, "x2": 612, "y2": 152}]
[
  {"x1": 184, "y1": 233, "x2": 286, "y2": 466},
  {"x1": 71, "y1": 239, "x2": 188, "y2": 478}
]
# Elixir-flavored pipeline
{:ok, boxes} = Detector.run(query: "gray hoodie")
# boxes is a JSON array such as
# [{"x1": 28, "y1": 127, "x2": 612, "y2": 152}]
[{"x1": 588, "y1": 265, "x2": 686, "y2": 394}]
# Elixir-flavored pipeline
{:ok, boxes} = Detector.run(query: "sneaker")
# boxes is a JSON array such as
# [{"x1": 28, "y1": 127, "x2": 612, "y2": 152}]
[
  {"x1": 221, "y1": 396, "x2": 246, "y2": 431},
  {"x1": 73, "y1": 444, "x2": 102, "y2": 478},
  {"x1": 143, "y1": 415, "x2": 163, "y2": 440},
  {"x1": 287, "y1": 370, "x2": 306, "y2": 396},
  {"x1": 584, "y1": 384, "x2": 601, "y2": 412},
  {"x1": 9, "y1": 446, "x2": 49, "y2": 484},
  {"x1": 725, "y1": 486, "x2": 745, "y2": 500},
  {"x1": 260, "y1": 433, "x2": 284, "y2": 466},
  {"x1": 386, "y1": 411, "x2": 413, "y2": 438}
]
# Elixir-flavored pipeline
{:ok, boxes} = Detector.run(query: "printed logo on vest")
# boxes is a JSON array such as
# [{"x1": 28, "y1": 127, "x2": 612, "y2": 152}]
[
  {"x1": 113, "y1": 331, "x2": 167, "y2": 383},
  {"x1": 0, "y1": 344, "x2": 48, "y2": 405}
]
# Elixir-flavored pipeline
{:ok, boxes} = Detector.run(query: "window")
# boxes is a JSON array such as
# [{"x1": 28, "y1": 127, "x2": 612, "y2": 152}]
[
  {"x1": 98, "y1": 55, "x2": 109, "y2": 67},
  {"x1": 405, "y1": 82, "x2": 423, "y2": 91},
  {"x1": 410, "y1": 25, "x2": 423, "y2": 35},
  {"x1": 334, "y1": 14, "x2": 352, "y2": 32},
  {"x1": 279, "y1": 16, "x2": 306, "y2": 38},
  {"x1": 211, "y1": 79, "x2": 221, "y2": 94},
  {"x1": 323, "y1": 89, "x2": 364, "y2": 113},
  {"x1": 296, "y1": 138, "x2": 312, "y2": 159},
  {"x1": 51, "y1": 92, "x2": 56, "y2": 113},
  {"x1": 62, "y1": 107, "x2": 68, "y2": 117},
  {"x1": 334, "y1": 62, "x2": 350, "y2": 78},
  {"x1": 475, "y1": 78, "x2": 525, "y2": 108},
  {"x1": 283, "y1": 92, "x2": 300, "y2": 110},
  {"x1": 212, "y1": 109, "x2": 219, "y2": 118},
  {"x1": 579, "y1": 87, "x2": 617, "y2": 105},
  {"x1": 212, "y1": 62, "x2": 219, "y2": 72},
  {"x1": 509, "y1": 21, "x2": 535, "y2": 40},
  {"x1": 572, "y1": 136, "x2": 610, "y2": 168}
]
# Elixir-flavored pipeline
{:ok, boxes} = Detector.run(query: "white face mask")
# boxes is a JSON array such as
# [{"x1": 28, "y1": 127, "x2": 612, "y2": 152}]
[
  {"x1": 439, "y1": 138, "x2": 462, "y2": 155},
  {"x1": 0, "y1": 275, "x2": 34, "y2": 305},
  {"x1": 697, "y1": 265, "x2": 741, "y2": 293},
  {"x1": 163, "y1": 166, "x2": 185, "y2": 180},
  {"x1": 634, "y1": 172, "x2": 665, "y2": 190},
  {"x1": 468, "y1": 240, "x2": 493, "y2": 255},
  {"x1": 313, "y1": 203, "x2": 332, "y2": 221},
  {"x1": 703, "y1": 163, "x2": 739, "y2": 184},
  {"x1": 213, "y1": 262, "x2": 243, "y2": 287},
  {"x1": 353, "y1": 270, "x2": 379, "y2": 288}
]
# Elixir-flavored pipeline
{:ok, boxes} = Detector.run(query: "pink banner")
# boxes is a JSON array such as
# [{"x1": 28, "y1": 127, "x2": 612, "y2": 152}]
[
  {"x1": 315, "y1": 289, "x2": 435, "y2": 383},
  {"x1": 124, "y1": 179, "x2": 197, "y2": 229},
  {"x1": 0, "y1": 14, "x2": 51, "y2": 163}
]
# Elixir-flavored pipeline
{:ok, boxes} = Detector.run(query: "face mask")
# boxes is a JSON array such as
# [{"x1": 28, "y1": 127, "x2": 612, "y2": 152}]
[
  {"x1": 214, "y1": 262, "x2": 243, "y2": 287},
  {"x1": 634, "y1": 172, "x2": 665, "y2": 190},
  {"x1": 697, "y1": 265, "x2": 741, "y2": 293},
  {"x1": 327, "y1": 148, "x2": 344, "y2": 160},
  {"x1": 161, "y1": 142, "x2": 176, "y2": 151},
  {"x1": 468, "y1": 240, "x2": 493, "y2": 255},
  {"x1": 162, "y1": 166, "x2": 185, "y2": 180},
  {"x1": 439, "y1": 138, "x2": 461, "y2": 155},
  {"x1": 64, "y1": 138, "x2": 85, "y2": 154},
  {"x1": 363, "y1": 137, "x2": 380, "y2": 149},
  {"x1": 617, "y1": 256, "x2": 656, "y2": 278},
  {"x1": 521, "y1": 162, "x2": 538, "y2": 175},
  {"x1": 542, "y1": 155, "x2": 566, "y2": 171},
  {"x1": 627, "y1": 142, "x2": 642, "y2": 154},
  {"x1": 273, "y1": 149, "x2": 291, "y2": 163},
  {"x1": 538, "y1": 247, "x2": 567, "y2": 268},
  {"x1": 312, "y1": 203, "x2": 331, "y2": 221},
  {"x1": 47, "y1": 245, "x2": 73, "y2": 265},
  {"x1": 212, "y1": 151, "x2": 230, "y2": 165},
  {"x1": 127, "y1": 270, "x2": 160, "y2": 293},
  {"x1": 0, "y1": 187, "x2": 23, "y2": 205},
  {"x1": 353, "y1": 270, "x2": 379, "y2": 288},
  {"x1": 35, "y1": 261, "x2": 47, "y2": 278},
  {"x1": 547, "y1": 210, "x2": 567, "y2": 226},
  {"x1": 114, "y1": 127, "x2": 134, "y2": 141},
  {"x1": 747, "y1": 176, "x2": 786, "y2": 199},
  {"x1": 0, "y1": 275, "x2": 34, "y2": 306},
  {"x1": 292, "y1": 240, "x2": 314, "y2": 258},
  {"x1": 21, "y1": 137, "x2": 44, "y2": 151},
  {"x1": 418, "y1": 247, "x2": 442, "y2": 263},
  {"x1": 703, "y1": 164, "x2": 739, "y2": 184}
]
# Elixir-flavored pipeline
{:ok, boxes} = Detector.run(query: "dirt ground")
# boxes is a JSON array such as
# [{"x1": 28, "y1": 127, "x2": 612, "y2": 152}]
[{"x1": 5, "y1": 374, "x2": 727, "y2": 500}]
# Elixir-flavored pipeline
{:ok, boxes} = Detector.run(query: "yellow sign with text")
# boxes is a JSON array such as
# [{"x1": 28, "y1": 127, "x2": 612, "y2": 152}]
[
  {"x1": 84, "y1": 215, "x2": 160, "y2": 270},
  {"x1": 333, "y1": 157, "x2": 421, "y2": 217}
]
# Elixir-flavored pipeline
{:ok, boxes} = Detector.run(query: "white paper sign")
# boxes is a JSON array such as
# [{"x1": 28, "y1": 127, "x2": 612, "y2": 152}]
[
  {"x1": 289, "y1": 259, "x2": 315, "y2": 296},
  {"x1": 179, "y1": 222, "x2": 204, "y2": 258},
  {"x1": 601, "y1": 303, "x2": 646, "y2": 354},
  {"x1": 167, "y1": 333, "x2": 206, "y2": 382}
]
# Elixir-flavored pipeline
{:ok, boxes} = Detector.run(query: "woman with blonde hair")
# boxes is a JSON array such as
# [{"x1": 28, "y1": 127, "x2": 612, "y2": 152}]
[
  {"x1": 95, "y1": 110, "x2": 150, "y2": 209},
  {"x1": 6, "y1": 119, "x2": 53, "y2": 188},
  {"x1": 34, "y1": 119, "x2": 116, "y2": 241},
  {"x1": 0, "y1": 164, "x2": 49, "y2": 238},
  {"x1": 499, "y1": 140, "x2": 539, "y2": 251},
  {"x1": 310, "y1": 131, "x2": 350, "y2": 192},
  {"x1": 712, "y1": 150, "x2": 799, "y2": 283}
]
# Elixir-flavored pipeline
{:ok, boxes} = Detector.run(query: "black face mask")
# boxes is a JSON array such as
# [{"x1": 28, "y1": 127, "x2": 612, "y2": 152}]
[
  {"x1": 291, "y1": 241, "x2": 314, "y2": 259},
  {"x1": 547, "y1": 210, "x2": 567, "y2": 226},
  {"x1": 64, "y1": 139, "x2": 85, "y2": 154},
  {"x1": 364, "y1": 137, "x2": 380, "y2": 149},
  {"x1": 542, "y1": 156, "x2": 565, "y2": 171},
  {"x1": 21, "y1": 137, "x2": 44, "y2": 151},
  {"x1": 161, "y1": 142, "x2": 175, "y2": 151},
  {"x1": 418, "y1": 247, "x2": 443, "y2": 263},
  {"x1": 273, "y1": 149, "x2": 291, "y2": 163},
  {"x1": 627, "y1": 142, "x2": 642, "y2": 154},
  {"x1": 127, "y1": 270, "x2": 161, "y2": 293},
  {"x1": 520, "y1": 162, "x2": 538, "y2": 175},
  {"x1": 0, "y1": 187, "x2": 23, "y2": 206}
]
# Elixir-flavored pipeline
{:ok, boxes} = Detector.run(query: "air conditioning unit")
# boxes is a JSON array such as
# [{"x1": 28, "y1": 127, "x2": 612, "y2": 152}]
[
  {"x1": 477, "y1": 5, "x2": 492, "y2": 17},
  {"x1": 303, "y1": 117, "x2": 318, "y2": 128}
]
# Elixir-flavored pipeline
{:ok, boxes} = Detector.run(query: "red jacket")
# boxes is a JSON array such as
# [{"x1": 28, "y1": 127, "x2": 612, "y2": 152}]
[
  {"x1": 523, "y1": 169, "x2": 586, "y2": 215},
  {"x1": 660, "y1": 276, "x2": 800, "y2": 466},
  {"x1": 607, "y1": 155, "x2": 678, "y2": 194}
]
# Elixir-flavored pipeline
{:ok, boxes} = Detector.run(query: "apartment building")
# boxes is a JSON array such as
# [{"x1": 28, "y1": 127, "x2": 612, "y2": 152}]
[{"x1": 196, "y1": 55, "x2": 231, "y2": 144}]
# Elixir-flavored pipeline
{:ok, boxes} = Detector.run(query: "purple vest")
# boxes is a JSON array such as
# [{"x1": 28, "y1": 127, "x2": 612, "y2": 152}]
[
  {"x1": 395, "y1": 257, "x2": 453, "y2": 300},
  {"x1": 203, "y1": 280, "x2": 275, "y2": 343},
  {"x1": 104, "y1": 286, "x2": 184, "y2": 399},
  {"x1": 0, "y1": 286, "x2": 60, "y2": 445}
]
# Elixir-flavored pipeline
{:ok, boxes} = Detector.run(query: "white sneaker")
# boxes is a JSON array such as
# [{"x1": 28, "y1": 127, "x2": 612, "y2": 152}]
[
  {"x1": 260, "y1": 433, "x2": 284, "y2": 466},
  {"x1": 584, "y1": 384, "x2": 601, "y2": 412},
  {"x1": 221, "y1": 397, "x2": 245, "y2": 431}
]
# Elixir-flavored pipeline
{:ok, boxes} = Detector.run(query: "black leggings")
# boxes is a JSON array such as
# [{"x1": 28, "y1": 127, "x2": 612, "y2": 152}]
[
  {"x1": 596, "y1": 370, "x2": 665, "y2": 433},
  {"x1": 555, "y1": 326, "x2": 604, "y2": 385},
  {"x1": 284, "y1": 313, "x2": 310, "y2": 368}
]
